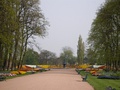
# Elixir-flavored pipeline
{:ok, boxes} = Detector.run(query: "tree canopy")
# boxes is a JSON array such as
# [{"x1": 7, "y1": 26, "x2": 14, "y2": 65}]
[
  {"x1": 39, "y1": 50, "x2": 57, "y2": 65},
  {"x1": 87, "y1": 0, "x2": 120, "y2": 71},
  {"x1": 60, "y1": 46, "x2": 76, "y2": 65},
  {"x1": 23, "y1": 48, "x2": 39, "y2": 65},
  {"x1": 0, "y1": 0, "x2": 48, "y2": 70}
]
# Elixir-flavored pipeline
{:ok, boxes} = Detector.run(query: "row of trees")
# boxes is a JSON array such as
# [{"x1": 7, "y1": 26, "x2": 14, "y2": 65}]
[
  {"x1": 0, "y1": 0, "x2": 47, "y2": 70},
  {"x1": 23, "y1": 35, "x2": 85, "y2": 66},
  {"x1": 23, "y1": 47, "x2": 77, "y2": 66},
  {"x1": 87, "y1": 0, "x2": 120, "y2": 71}
]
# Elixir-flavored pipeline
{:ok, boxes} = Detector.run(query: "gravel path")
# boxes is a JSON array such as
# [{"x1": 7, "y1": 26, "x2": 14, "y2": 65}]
[{"x1": 0, "y1": 69, "x2": 94, "y2": 90}]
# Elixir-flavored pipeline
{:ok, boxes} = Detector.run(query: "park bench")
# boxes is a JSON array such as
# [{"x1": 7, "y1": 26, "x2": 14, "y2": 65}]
[
  {"x1": 82, "y1": 74, "x2": 88, "y2": 81},
  {"x1": 75, "y1": 69, "x2": 82, "y2": 74},
  {"x1": 0, "y1": 75, "x2": 6, "y2": 81},
  {"x1": 105, "y1": 86, "x2": 116, "y2": 90}
]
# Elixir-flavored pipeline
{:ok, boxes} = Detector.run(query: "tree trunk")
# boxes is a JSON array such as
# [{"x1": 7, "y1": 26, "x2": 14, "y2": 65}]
[{"x1": 3, "y1": 48, "x2": 8, "y2": 70}]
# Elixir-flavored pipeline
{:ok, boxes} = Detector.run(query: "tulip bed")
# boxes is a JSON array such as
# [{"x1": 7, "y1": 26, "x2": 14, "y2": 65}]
[{"x1": 0, "y1": 68, "x2": 48, "y2": 80}]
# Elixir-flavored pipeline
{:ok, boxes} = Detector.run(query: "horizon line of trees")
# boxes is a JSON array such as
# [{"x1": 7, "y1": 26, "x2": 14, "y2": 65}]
[{"x1": 23, "y1": 47, "x2": 77, "y2": 66}]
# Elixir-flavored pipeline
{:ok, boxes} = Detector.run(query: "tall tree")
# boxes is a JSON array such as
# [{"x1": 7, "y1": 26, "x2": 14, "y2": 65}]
[
  {"x1": 77, "y1": 35, "x2": 84, "y2": 65},
  {"x1": 87, "y1": 0, "x2": 120, "y2": 71},
  {"x1": 17, "y1": 0, "x2": 47, "y2": 69},
  {"x1": 0, "y1": 0, "x2": 19, "y2": 70},
  {"x1": 0, "y1": 0, "x2": 48, "y2": 70}
]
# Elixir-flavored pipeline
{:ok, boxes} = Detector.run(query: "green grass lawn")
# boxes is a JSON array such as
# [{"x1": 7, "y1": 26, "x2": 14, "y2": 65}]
[{"x1": 78, "y1": 70, "x2": 120, "y2": 90}]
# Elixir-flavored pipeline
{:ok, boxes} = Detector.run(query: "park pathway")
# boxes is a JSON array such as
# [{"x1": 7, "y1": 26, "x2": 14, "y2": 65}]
[{"x1": 0, "y1": 69, "x2": 94, "y2": 90}]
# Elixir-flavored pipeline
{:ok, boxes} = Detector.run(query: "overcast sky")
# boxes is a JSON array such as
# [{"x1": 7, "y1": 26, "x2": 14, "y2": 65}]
[{"x1": 35, "y1": 0, "x2": 105, "y2": 56}]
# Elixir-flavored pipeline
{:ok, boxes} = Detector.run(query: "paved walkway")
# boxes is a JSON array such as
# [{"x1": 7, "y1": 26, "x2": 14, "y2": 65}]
[{"x1": 0, "y1": 69, "x2": 94, "y2": 90}]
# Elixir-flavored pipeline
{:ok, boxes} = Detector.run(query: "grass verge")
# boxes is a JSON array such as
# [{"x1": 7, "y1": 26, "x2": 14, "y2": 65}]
[{"x1": 78, "y1": 70, "x2": 120, "y2": 90}]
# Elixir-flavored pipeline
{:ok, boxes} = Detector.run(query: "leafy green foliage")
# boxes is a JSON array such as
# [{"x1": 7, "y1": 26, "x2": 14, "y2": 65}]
[
  {"x1": 39, "y1": 50, "x2": 57, "y2": 65},
  {"x1": 0, "y1": 0, "x2": 48, "y2": 70},
  {"x1": 23, "y1": 48, "x2": 39, "y2": 65},
  {"x1": 60, "y1": 46, "x2": 76, "y2": 65},
  {"x1": 87, "y1": 0, "x2": 120, "y2": 70}
]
